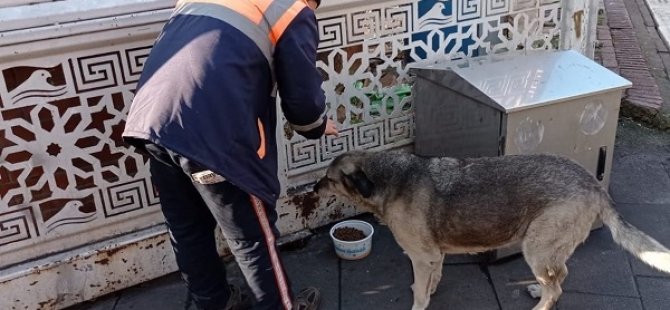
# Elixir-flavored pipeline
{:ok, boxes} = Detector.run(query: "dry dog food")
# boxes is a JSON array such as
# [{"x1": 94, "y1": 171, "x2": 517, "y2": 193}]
[{"x1": 333, "y1": 227, "x2": 366, "y2": 241}]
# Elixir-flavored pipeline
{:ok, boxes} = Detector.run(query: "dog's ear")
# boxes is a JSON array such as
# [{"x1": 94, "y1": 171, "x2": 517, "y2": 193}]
[{"x1": 342, "y1": 170, "x2": 374, "y2": 198}]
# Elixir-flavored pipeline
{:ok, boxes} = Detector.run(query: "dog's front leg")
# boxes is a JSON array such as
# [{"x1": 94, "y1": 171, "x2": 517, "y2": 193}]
[
  {"x1": 429, "y1": 254, "x2": 445, "y2": 295},
  {"x1": 409, "y1": 258, "x2": 433, "y2": 310},
  {"x1": 408, "y1": 252, "x2": 443, "y2": 310}
]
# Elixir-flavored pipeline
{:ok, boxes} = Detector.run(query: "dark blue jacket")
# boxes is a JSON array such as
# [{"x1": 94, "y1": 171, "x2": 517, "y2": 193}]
[{"x1": 123, "y1": 0, "x2": 327, "y2": 204}]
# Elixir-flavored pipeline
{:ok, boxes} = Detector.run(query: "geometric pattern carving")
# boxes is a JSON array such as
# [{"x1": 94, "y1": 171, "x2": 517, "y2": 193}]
[
  {"x1": 283, "y1": 0, "x2": 563, "y2": 177},
  {"x1": 0, "y1": 44, "x2": 156, "y2": 254},
  {"x1": 103, "y1": 179, "x2": 160, "y2": 217},
  {"x1": 69, "y1": 52, "x2": 123, "y2": 93},
  {"x1": 458, "y1": 0, "x2": 482, "y2": 21},
  {"x1": 318, "y1": 2, "x2": 414, "y2": 49},
  {"x1": 317, "y1": 16, "x2": 348, "y2": 50},
  {"x1": 488, "y1": 0, "x2": 510, "y2": 16},
  {"x1": 122, "y1": 47, "x2": 152, "y2": 84},
  {"x1": 0, "y1": 208, "x2": 39, "y2": 247},
  {"x1": 68, "y1": 46, "x2": 152, "y2": 93}
]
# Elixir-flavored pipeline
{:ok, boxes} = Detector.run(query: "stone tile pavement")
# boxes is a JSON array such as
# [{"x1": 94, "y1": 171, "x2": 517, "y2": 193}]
[{"x1": 597, "y1": 0, "x2": 670, "y2": 128}]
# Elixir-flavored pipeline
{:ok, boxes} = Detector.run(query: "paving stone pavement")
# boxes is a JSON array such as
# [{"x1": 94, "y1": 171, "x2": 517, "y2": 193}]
[{"x1": 597, "y1": 0, "x2": 670, "y2": 127}]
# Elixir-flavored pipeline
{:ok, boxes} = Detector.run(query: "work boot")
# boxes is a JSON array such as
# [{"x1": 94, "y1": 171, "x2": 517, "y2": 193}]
[
  {"x1": 292, "y1": 287, "x2": 321, "y2": 310},
  {"x1": 223, "y1": 285, "x2": 252, "y2": 310}
]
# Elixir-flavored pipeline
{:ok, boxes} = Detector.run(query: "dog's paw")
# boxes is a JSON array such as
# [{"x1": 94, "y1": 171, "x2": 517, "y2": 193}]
[{"x1": 527, "y1": 284, "x2": 542, "y2": 299}]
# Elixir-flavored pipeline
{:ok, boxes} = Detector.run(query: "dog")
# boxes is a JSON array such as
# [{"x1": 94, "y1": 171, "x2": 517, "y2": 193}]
[{"x1": 314, "y1": 150, "x2": 670, "y2": 310}]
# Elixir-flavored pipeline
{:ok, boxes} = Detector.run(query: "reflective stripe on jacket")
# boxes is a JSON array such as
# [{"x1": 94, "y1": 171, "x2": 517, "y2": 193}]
[{"x1": 123, "y1": 0, "x2": 327, "y2": 204}]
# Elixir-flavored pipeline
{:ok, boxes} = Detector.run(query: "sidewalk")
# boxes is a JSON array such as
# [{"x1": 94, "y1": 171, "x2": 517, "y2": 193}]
[
  {"x1": 596, "y1": 0, "x2": 670, "y2": 128},
  {"x1": 70, "y1": 117, "x2": 670, "y2": 310}
]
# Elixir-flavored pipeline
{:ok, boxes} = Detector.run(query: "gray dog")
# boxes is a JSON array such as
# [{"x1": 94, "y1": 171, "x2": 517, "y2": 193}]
[{"x1": 314, "y1": 150, "x2": 670, "y2": 310}]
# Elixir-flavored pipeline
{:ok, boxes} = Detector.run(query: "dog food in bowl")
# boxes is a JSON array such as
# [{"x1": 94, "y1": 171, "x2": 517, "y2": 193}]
[
  {"x1": 329, "y1": 220, "x2": 374, "y2": 260},
  {"x1": 333, "y1": 227, "x2": 366, "y2": 241}
]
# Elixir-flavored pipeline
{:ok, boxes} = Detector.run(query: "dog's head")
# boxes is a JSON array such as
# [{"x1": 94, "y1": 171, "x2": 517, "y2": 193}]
[{"x1": 314, "y1": 151, "x2": 375, "y2": 205}]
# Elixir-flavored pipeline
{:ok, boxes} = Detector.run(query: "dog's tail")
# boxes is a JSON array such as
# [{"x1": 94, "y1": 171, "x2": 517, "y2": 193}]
[{"x1": 601, "y1": 204, "x2": 670, "y2": 273}]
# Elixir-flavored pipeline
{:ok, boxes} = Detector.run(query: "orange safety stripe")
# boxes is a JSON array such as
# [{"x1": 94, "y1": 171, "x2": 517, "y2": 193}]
[
  {"x1": 269, "y1": 0, "x2": 306, "y2": 45},
  {"x1": 180, "y1": 0, "x2": 264, "y2": 24},
  {"x1": 257, "y1": 118, "x2": 267, "y2": 159},
  {"x1": 252, "y1": 0, "x2": 273, "y2": 14},
  {"x1": 179, "y1": 0, "x2": 308, "y2": 46}
]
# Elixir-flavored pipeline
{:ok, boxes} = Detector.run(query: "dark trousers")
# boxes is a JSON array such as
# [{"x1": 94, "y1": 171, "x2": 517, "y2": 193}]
[{"x1": 145, "y1": 143, "x2": 293, "y2": 310}]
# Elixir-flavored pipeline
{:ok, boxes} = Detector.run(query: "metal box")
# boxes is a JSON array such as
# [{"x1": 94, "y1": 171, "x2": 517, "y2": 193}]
[
  {"x1": 412, "y1": 50, "x2": 632, "y2": 186},
  {"x1": 411, "y1": 50, "x2": 632, "y2": 262}
]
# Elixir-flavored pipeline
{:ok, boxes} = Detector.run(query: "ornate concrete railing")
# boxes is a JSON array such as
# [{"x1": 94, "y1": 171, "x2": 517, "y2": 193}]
[{"x1": 0, "y1": 0, "x2": 597, "y2": 308}]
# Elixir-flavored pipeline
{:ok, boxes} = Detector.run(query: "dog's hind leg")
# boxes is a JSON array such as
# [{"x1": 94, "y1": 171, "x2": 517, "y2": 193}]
[
  {"x1": 408, "y1": 251, "x2": 443, "y2": 310},
  {"x1": 521, "y1": 204, "x2": 593, "y2": 310},
  {"x1": 523, "y1": 240, "x2": 569, "y2": 310},
  {"x1": 525, "y1": 264, "x2": 566, "y2": 310}
]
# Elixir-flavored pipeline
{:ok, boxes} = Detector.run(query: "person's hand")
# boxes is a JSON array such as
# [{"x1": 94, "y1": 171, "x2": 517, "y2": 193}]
[{"x1": 324, "y1": 119, "x2": 339, "y2": 137}]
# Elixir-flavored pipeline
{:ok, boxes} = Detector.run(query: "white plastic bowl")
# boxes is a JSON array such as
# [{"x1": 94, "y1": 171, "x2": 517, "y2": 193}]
[{"x1": 329, "y1": 220, "x2": 374, "y2": 260}]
